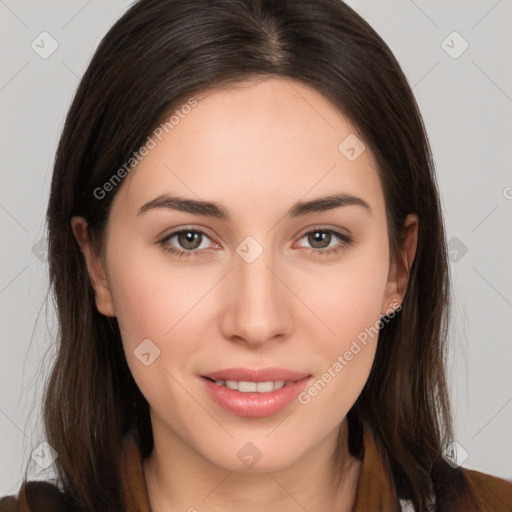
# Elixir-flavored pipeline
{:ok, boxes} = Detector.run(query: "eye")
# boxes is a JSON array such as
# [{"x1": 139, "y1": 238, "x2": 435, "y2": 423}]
[
  {"x1": 157, "y1": 228, "x2": 215, "y2": 259},
  {"x1": 296, "y1": 228, "x2": 353, "y2": 257},
  {"x1": 157, "y1": 226, "x2": 353, "y2": 259}
]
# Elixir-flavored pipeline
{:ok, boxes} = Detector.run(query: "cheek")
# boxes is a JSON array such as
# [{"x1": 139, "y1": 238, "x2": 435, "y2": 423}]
[
  {"x1": 105, "y1": 238, "x2": 215, "y2": 393},
  {"x1": 303, "y1": 243, "x2": 389, "y2": 340},
  {"x1": 298, "y1": 290, "x2": 381, "y2": 419},
  {"x1": 297, "y1": 245, "x2": 389, "y2": 408},
  {"x1": 106, "y1": 235, "x2": 207, "y2": 342}
]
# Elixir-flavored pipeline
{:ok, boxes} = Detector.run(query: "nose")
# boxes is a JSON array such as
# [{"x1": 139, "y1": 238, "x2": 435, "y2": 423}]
[{"x1": 219, "y1": 245, "x2": 293, "y2": 347}]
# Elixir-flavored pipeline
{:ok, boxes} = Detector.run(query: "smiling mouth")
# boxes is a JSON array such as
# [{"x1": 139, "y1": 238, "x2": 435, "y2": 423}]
[{"x1": 200, "y1": 374, "x2": 313, "y2": 417}]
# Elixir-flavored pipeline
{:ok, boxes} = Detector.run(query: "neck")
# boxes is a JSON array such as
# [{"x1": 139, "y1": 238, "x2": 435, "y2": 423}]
[{"x1": 143, "y1": 419, "x2": 362, "y2": 512}]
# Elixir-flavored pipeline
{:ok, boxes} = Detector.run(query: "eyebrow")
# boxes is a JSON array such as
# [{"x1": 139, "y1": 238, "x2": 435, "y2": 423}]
[{"x1": 138, "y1": 192, "x2": 372, "y2": 219}]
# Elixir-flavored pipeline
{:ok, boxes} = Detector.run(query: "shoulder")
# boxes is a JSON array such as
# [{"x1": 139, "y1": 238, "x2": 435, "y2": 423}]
[
  {"x1": 0, "y1": 480, "x2": 73, "y2": 512},
  {"x1": 460, "y1": 467, "x2": 512, "y2": 511}
]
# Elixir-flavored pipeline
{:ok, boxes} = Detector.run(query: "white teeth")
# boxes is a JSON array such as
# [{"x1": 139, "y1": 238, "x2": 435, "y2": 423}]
[
  {"x1": 238, "y1": 381, "x2": 257, "y2": 392},
  {"x1": 256, "y1": 381, "x2": 278, "y2": 393},
  {"x1": 213, "y1": 380, "x2": 286, "y2": 392}
]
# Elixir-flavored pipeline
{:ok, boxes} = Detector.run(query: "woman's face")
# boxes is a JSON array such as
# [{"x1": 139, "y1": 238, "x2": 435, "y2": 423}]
[{"x1": 73, "y1": 77, "x2": 415, "y2": 473}]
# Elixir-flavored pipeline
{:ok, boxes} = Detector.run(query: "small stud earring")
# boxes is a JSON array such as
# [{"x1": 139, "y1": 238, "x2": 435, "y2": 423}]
[{"x1": 380, "y1": 298, "x2": 401, "y2": 318}]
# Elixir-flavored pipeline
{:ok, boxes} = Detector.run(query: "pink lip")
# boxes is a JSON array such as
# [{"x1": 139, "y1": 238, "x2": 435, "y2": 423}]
[
  {"x1": 201, "y1": 367, "x2": 310, "y2": 382},
  {"x1": 200, "y1": 370, "x2": 313, "y2": 418}
]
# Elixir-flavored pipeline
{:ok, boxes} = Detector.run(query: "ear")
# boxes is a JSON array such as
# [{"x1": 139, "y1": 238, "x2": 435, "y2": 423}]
[
  {"x1": 381, "y1": 213, "x2": 418, "y2": 315},
  {"x1": 70, "y1": 216, "x2": 116, "y2": 317}
]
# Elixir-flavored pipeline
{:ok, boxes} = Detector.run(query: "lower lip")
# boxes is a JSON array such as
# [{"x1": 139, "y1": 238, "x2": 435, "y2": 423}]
[{"x1": 201, "y1": 376, "x2": 312, "y2": 417}]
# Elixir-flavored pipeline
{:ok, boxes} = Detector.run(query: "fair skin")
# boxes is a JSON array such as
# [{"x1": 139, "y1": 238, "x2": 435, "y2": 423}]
[{"x1": 72, "y1": 77, "x2": 418, "y2": 512}]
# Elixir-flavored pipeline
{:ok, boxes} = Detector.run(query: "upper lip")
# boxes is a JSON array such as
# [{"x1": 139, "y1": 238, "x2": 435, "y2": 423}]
[{"x1": 201, "y1": 367, "x2": 311, "y2": 383}]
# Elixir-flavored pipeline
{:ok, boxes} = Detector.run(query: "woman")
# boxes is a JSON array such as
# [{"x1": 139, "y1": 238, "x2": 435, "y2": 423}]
[{"x1": 1, "y1": 0, "x2": 510, "y2": 511}]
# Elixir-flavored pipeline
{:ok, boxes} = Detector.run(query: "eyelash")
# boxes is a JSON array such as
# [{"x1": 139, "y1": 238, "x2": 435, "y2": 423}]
[{"x1": 157, "y1": 227, "x2": 353, "y2": 259}]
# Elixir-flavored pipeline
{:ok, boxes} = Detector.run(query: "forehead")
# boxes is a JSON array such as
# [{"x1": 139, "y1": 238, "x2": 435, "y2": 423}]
[{"x1": 110, "y1": 77, "x2": 384, "y2": 223}]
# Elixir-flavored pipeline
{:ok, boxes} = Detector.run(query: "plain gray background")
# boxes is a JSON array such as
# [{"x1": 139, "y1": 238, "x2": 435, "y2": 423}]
[{"x1": 1, "y1": 0, "x2": 511, "y2": 496}]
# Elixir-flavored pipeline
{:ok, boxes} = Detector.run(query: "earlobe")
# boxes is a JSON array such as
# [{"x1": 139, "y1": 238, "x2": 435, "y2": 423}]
[
  {"x1": 70, "y1": 217, "x2": 116, "y2": 317},
  {"x1": 399, "y1": 213, "x2": 418, "y2": 296},
  {"x1": 381, "y1": 213, "x2": 419, "y2": 314}
]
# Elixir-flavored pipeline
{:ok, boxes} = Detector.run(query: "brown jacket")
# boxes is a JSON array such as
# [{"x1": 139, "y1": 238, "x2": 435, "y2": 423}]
[{"x1": 1, "y1": 425, "x2": 511, "y2": 511}]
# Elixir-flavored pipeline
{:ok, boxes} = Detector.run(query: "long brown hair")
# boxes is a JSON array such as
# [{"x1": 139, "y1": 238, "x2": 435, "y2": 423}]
[{"x1": 37, "y1": 0, "x2": 465, "y2": 510}]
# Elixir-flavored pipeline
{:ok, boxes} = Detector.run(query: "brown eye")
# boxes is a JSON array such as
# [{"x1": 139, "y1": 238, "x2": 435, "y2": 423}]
[
  {"x1": 297, "y1": 228, "x2": 353, "y2": 257},
  {"x1": 307, "y1": 230, "x2": 333, "y2": 249},
  {"x1": 157, "y1": 228, "x2": 214, "y2": 259},
  {"x1": 176, "y1": 231, "x2": 203, "y2": 250}
]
